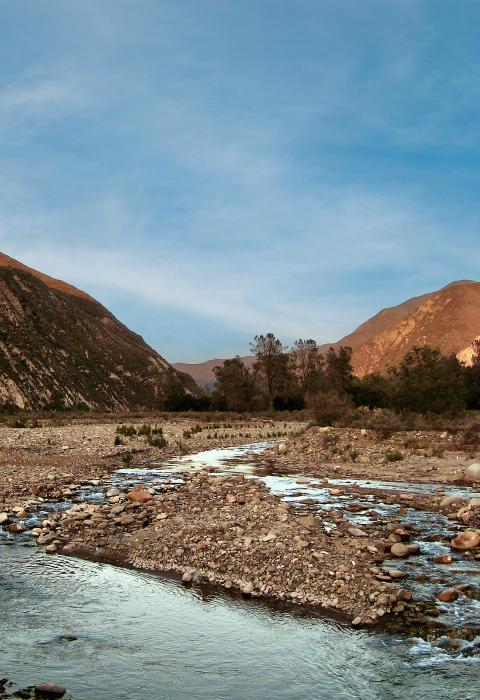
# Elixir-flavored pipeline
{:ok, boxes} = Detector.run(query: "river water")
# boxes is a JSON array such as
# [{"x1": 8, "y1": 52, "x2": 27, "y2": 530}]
[{"x1": 2, "y1": 443, "x2": 480, "y2": 699}]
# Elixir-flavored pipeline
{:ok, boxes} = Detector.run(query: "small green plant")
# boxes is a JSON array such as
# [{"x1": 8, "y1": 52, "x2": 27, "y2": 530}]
[
  {"x1": 114, "y1": 435, "x2": 124, "y2": 446},
  {"x1": 116, "y1": 424, "x2": 137, "y2": 437},
  {"x1": 137, "y1": 424, "x2": 152, "y2": 436},
  {"x1": 183, "y1": 429, "x2": 192, "y2": 439},
  {"x1": 384, "y1": 450, "x2": 404, "y2": 463},
  {"x1": 147, "y1": 435, "x2": 167, "y2": 448},
  {"x1": 350, "y1": 448, "x2": 359, "y2": 463}
]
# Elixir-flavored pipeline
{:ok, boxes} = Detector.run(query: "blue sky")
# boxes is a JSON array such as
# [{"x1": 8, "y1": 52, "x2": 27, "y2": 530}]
[{"x1": 1, "y1": 1, "x2": 480, "y2": 362}]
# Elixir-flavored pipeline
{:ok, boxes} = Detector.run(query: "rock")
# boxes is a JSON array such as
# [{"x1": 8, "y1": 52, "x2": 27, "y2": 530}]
[
  {"x1": 330, "y1": 488, "x2": 342, "y2": 496},
  {"x1": 360, "y1": 429, "x2": 367, "y2": 437},
  {"x1": 352, "y1": 616, "x2": 362, "y2": 625},
  {"x1": 8, "y1": 522, "x2": 24, "y2": 533},
  {"x1": 118, "y1": 514, "x2": 135, "y2": 526},
  {"x1": 464, "y1": 463, "x2": 480, "y2": 483},
  {"x1": 432, "y1": 555, "x2": 453, "y2": 564},
  {"x1": 383, "y1": 568, "x2": 406, "y2": 579},
  {"x1": 348, "y1": 528, "x2": 368, "y2": 537},
  {"x1": 106, "y1": 488, "x2": 120, "y2": 497},
  {"x1": 127, "y1": 488, "x2": 153, "y2": 503},
  {"x1": 34, "y1": 684, "x2": 66, "y2": 698},
  {"x1": 61, "y1": 543, "x2": 76, "y2": 554},
  {"x1": 0, "y1": 513, "x2": 9, "y2": 525},
  {"x1": 182, "y1": 571, "x2": 193, "y2": 583},
  {"x1": 451, "y1": 531, "x2": 480, "y2": 550},
  {"x1": 390, "y1": 543, "x2": 413, "y2": 557},
  {"x1": 277, "y1": 443, "x2": 288, "y2": 455},
  {"x1": 440, "y1": 495, "x2": 466, "y2": 509},
  {"x1": 45, "y1": 544, "x2": 57, "y2": 554},
  {"x1": 436, "y1": 588, "x2": 459, "y2": 602},
  {"x1": 242, "y1": 581, "x2": 254, "y2": 594}
]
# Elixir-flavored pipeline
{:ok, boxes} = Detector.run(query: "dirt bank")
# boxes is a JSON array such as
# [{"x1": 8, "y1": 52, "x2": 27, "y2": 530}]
[{"x1": 264, "y1": 425, "x2": 477, "y2": 484}]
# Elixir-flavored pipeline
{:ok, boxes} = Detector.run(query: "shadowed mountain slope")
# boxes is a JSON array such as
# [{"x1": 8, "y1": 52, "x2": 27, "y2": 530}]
[{"x1": 0, "y1": 253, "x2": 199, "y2": 410}]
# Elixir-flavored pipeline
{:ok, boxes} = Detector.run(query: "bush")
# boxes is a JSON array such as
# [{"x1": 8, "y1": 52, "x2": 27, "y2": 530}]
[
  {"x1": 313, "y1": 391, "x2": 353, "y2": 426},
  {"x1": 116, "y1": 424, "x2": 137, "y2": 437},
  {"x1": 114, "y1": 435, "x2": 124, "y2": 446},
  {"x1": 384, "y1": 450, "x2": 404, "y2": 463},
  {"x1": 147, "y1": 434, "x2": 167, "y2": 448}
]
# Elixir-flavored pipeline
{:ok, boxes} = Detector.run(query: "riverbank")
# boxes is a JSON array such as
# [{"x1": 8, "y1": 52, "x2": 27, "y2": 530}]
[{"x1": 263, "y1": 425, "x2": 480, "y2": 484}]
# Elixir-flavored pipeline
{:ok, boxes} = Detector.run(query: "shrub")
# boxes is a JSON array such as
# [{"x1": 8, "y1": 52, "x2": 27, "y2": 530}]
[
  {"x1": 114, "y1": 435, "x2": 124, "y2": 446},
  {"x1": 313, "y1": 391, "x2": 353, "y2": 427},
  {"x1": 384, "y1": 450, "x2": 404, "y2": 463},
  {"x1": 121, "y1": 451, "x2": 134, "y2": 465},
  {"x1": 147, "y1": 435, "x2": 167, "y2": 449},
  {"x1": 116, "y1": 424, "x2": 137, "y2": 437}
]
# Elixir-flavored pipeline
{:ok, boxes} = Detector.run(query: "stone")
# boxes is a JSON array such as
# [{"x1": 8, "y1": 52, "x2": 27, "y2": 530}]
[
  {"x1": 440, "y1": 495, "x2": 466, "y2": 509},
  {"x1": 127, "y1": 488, "x2": 153, "y2": 503},
  {"x1": 436, "y1": 588, "x2": 459, "y2": 603},
  {"x1": 464, "y1": 463, "x2": 480, "y2": 483},
  {"x1": 62, "y1": 543, "x2": 76, "y2": 554},
  {"x1": 45, "y1": 544, "x2": 57, "y2": 554},
  {"x1": 0, "y1": 513, "x2": 9, "y2": 525},
  {"x1": 118, "y1": 514, "x2": 135, "y2": 526},
  {"x1": 242, "y1": 581, "x2": 254, "y2": 594},
  {"x1": 348, "y1": 528, "x2": 368, "y2": 537},
  {"x1": 383, "y1": 568, "x2": 406, "y2": 579},
  {"x1": 432, "y1": 555, "x2": 453, "y2": 564},
  {"x1": 277, "y1": 443, "x2": 287, "y2": 454},
  {"x1": 106, "y1": 488, "x2": 120, "y2": 497},
  {"x1": 390, "y1": 543, "x2": 413, "y2": 557},
  {"x1": 34, "y1": 683, "x2": 66, "y2": 698},
  {"x1": 182, "y1": 571, "x2": 193, "y2": 583},
  {"x1": 451, "y1": 531, "x2": 480, "y2": 550},
  {"x1": 8, "y1": 522, "x2": 24, "y2": 533}
]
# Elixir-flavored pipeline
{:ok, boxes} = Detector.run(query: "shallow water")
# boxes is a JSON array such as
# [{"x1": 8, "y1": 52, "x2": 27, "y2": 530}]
[{"x1": 2, "y1": 443, "x2": 480, "y2": 698}]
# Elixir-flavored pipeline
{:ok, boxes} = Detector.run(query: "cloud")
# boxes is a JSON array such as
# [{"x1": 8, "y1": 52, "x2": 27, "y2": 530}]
[{"x1": 1, "y1": 0, "x2": 479, "y2": 359}]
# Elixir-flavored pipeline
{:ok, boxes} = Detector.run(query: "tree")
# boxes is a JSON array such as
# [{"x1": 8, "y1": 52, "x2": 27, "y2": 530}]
[
  {"x1": 324, "y1": 346, "x2": 354, "y2": 395},
  {"x1": 389, "y1": 346, "x2": 466, "y2": 415},
  {"x1": 212, "y1": 357, "x2": 256, "y2": 412},
  {"x1": 250, "y1": 333, "x2": 285, "y2": 408},
  {"x1": 291, "y1": 339, "x2": 324, "y2": 394}
]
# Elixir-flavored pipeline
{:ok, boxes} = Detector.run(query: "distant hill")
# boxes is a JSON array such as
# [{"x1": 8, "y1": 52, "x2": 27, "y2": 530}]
[
  {"x1": 174, "y1": 280, "x2": 480, "y2": 384},
  {"x1": 0, "y1": 252, "x2": 200, "y2": 410}
]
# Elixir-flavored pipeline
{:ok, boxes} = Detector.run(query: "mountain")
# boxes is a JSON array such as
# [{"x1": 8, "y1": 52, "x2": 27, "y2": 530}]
[
  {"x1": 350, "y1": 280, "x2": 480, "y2": 376},
  {"x1": 0, "y1": 252, "x2": 200, "y2": 410},
  {"x1": 174, "y1": 280, "x2": 480, "y2": 384},
  {"x1": 174, "y1": 356, "x2": 255, "y2": 390}
]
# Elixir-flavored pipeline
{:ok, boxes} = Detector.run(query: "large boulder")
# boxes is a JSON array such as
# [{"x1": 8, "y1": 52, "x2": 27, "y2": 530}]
[
  {"x1": 464, "y1": 463, "x2": 480, "y2": 483},
  {"x1": 127, "y1": 487, "x2": 153, "y2": 503},
  {"x1": 450, "y1": 531, "x2": 480, "y2": 550}
]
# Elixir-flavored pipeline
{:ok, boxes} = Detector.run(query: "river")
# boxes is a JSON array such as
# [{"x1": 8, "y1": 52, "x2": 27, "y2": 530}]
[{"x1": 1, "y1": 443, "x2": 480, "y2": 699}]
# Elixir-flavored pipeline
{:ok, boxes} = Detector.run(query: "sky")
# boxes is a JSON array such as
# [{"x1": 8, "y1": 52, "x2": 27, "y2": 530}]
[{"x1": 1, "y1": 1, "x2": 480, "y2": 362}]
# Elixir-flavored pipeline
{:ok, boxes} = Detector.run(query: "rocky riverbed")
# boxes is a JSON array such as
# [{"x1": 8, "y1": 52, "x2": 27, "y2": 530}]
[
  {"x1": 3, "y1": 440, "x2": 480, "y2": 637},
  {"x1": 0, "y1": 416, "x2": 300, "y2": 504}
]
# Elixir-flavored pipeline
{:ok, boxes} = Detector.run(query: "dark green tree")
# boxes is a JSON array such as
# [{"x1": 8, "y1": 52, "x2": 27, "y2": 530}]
[
  {"x1": 212, "y1": 356, "x2": 256, "y2": 412},
  {"x1": 389, "y1": 346, "x2": 466, "y2": 415}
]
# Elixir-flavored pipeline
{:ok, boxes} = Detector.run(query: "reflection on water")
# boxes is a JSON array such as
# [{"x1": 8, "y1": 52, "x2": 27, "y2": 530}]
[
  {"x1": 1, "y1": 547, "x2": 480, "y2": 700},
  {"x1": 2, "y1": 442, "x2": 480, "y2": 698}
]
